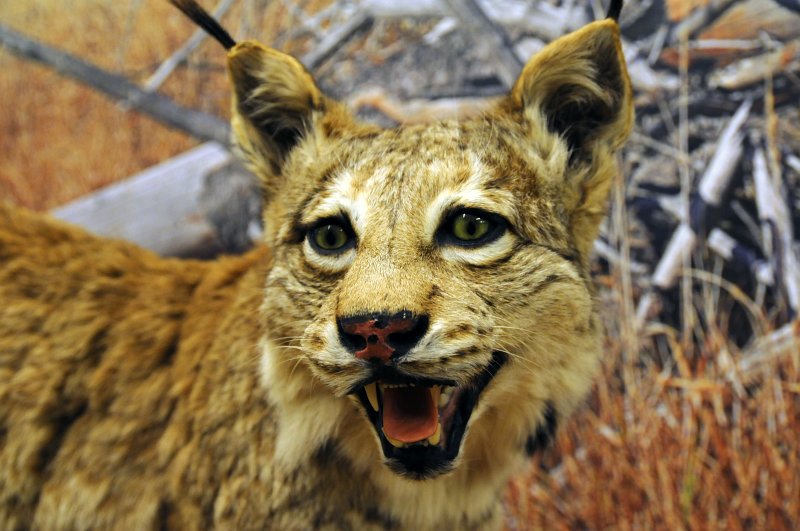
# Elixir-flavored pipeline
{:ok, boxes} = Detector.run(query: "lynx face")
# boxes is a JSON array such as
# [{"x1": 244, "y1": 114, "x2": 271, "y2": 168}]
[
  {"x1": 263, "y1": 121, "x2": 597, "y2": 479},
  {"x1": 172, "y1": 0, "x2": 632, "y2": 481}
]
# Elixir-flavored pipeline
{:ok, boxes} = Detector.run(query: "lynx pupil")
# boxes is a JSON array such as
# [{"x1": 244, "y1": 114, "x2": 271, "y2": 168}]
[
  {"x1": 314, "y1": 224, "x2": 348, "y2": 251},
  {"x1": 453, "y1": 213, "x2": 489, "y2": 241}
]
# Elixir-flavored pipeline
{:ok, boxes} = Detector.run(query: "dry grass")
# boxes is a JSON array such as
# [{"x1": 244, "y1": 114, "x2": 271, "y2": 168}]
[
  {"x1": 505, "y1": 299, "x2": 799, "y2": 529},
  {"x1": 1, "y1": 2, "x2": 798, "y2": 529}
]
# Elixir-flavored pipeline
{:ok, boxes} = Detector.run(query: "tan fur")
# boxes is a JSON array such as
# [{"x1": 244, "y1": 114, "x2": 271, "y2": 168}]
[{"x1": 0, "y1": 8, "x2": 632, "y2": 530}]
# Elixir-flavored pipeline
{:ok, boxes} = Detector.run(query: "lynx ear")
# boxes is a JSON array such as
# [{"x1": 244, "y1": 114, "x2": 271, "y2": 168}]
[
  {"x1": 170, "y1": 0, "x2": 340, "y2": 195},
  {"x1": 509, "y1": 18, "x2": 632, "y2": 164},
  {"x1": 227, "y1": 43, "x2": 325, "y2": 180},
  {"x1": 507, "y1": 17, "x2": 632, "y2": 259}
]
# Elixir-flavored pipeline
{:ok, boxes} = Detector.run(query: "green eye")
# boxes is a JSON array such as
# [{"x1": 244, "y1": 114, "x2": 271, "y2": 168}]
[
  {"x1": 310, "y1": 223, "x2": 351, "y2": 253},
  {"x1": 451, "y1": 213, "x2": 491, "y2": 241},
  {"x1": 437, "y1": 209, "x2": 506, "y2": 247}
]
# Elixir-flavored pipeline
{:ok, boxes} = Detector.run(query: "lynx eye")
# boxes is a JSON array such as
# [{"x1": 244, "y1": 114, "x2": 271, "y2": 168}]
[
  {"x1": 308, "y1": 221, "x2": 354, "y2": 254},
  {"x1": 438, "y1": 209, "x2": 506, "y2": 247}
]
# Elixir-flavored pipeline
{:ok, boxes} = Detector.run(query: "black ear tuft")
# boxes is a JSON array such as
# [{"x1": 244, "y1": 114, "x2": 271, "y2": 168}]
[
  {"x1": 606, "y1": 0, "x2": 623, "y2": 21},
  {"x1": 170, "y1": 0, "x2": 236, "y2": 50}
]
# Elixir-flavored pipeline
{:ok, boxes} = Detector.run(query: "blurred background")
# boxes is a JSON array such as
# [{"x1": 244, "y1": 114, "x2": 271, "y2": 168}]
[{"x1": 1, "y1": 0, "x2": 798, "y2": 528}]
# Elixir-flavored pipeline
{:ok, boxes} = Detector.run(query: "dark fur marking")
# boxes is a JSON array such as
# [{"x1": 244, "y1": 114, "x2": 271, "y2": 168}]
[
  {"x1": 313, "y1": 438, "x2": 338, "y2": 463},
  {"x1": 469, "y1": 247, "x2": 518, "y2": 269},
  {"x1": 85, "y1": 328, "x2": 109, "y2": 368},
  {"x1": 428, "y1": 284, "x2": 442, "y2": 300},
  {"x1": 530, "y1": 274, "x2": 569, "y2": 295},
  {"x1": 157, "y1": 499, "x2": 174, "y2": 531},
  {"x1": 473, "y1": 289, "x2": 496, "y2": 309},
  {"x1": 365, "y1": 506, "x2": 399, "y2": 529},
  {"x1": 525, "y1": 402, "x2": 558, "y2": 456},
  {"x1": 160, "y1": 334, "x2": 180, "y2": 366},
  {"x1": 35, "y1": 400, "x2": 88, "y2": 474}
]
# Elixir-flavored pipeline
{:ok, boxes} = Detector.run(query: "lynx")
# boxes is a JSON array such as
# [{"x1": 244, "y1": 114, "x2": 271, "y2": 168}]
[{"x1": 0, "y1": 0, "x2": 632, "y2": 528}]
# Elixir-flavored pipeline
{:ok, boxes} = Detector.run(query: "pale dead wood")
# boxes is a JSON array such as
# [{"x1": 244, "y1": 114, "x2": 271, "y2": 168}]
[
  {"x1": 52, "y1": 143, "x2": 261, "y2": 258},
  {"x1": 753, "y1": 147, "x2": 800, "y2": 313}
]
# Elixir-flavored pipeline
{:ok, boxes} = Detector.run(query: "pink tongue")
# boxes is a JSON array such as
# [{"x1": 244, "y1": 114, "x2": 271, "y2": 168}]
[{"x1": 382, "y1": 387, "x2": 439, "y2": 443}]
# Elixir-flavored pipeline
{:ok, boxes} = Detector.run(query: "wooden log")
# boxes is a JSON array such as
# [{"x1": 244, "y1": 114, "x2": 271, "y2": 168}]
[
  {"x1": 52, "y1": 142, "x2": 262, "y2": 258},
  {"x1": 753, "y1": 147, "x2": 800, "y2": 314}
]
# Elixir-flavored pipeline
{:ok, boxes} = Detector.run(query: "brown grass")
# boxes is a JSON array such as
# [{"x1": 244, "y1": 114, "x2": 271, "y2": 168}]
[
  {"x1": 505, "y1": 300, "x2": 799, "y2": 529},
  {"x1": 1, "y1": 2, "x2": 798, "y2": 529}
]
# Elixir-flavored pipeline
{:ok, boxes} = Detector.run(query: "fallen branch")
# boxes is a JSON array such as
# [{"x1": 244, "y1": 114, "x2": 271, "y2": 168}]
[
  {"x1": 144, "y1": 0, "x2": 236, "y2": 92},
  {"x1": 753, "y1": 146, "x2": 800, "y2": 314},
  {"x1": 0, "y1": 23, "x2": 230, "y2": 144},
  {"x1": 301, "y1": 11, "x2": 373, "y2": 70}
]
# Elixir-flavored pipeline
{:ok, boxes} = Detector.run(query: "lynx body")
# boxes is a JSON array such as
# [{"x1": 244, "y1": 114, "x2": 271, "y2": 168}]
[{"x1": 0, "y1": 1, "x2": 632, "y2": 528}]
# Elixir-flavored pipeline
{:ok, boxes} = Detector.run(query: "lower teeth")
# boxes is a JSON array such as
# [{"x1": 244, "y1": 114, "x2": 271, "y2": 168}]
[
  {"x1": 385, "y1": 434, "x2": 407, "y2": 448},
  {"x1": 427, "y1": 423, "x2": 442, "y2": 446},
  {"x1": 383, "y1": 423, "x2": 442, "y2": 448}
]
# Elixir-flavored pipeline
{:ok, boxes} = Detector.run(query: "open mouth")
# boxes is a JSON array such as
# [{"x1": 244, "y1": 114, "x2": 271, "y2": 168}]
[{"x1": 353, "y1": 351, "x2": 507, "y2": 479}]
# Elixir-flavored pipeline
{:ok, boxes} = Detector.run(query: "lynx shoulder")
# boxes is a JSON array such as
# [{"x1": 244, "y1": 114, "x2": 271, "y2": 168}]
[{"x1": 0, "y1": 1, "x2": 632, "y2": 529}]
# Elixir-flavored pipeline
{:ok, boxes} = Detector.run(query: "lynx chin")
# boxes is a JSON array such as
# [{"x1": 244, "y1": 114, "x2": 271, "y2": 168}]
[{"x1": 0, "y1": 0, "x2": 632, "y2": 528}]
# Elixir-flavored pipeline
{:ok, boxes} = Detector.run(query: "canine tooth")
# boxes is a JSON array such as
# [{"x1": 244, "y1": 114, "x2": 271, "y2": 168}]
[
  {"x1": 365, "y1": 383, "x2": 379, "y2": 411},
  {"x1": 439, "y1": 386, "x2": 453, "y2": 408},
  {"x1": 428, "y1": 423, "x2": 442, "y2": 446},
  {"x1": 385, "y1": 434, "x2": 406, "y2": 448},
  {"x1": 430, "y1": 385, "x2": 441, "y2": 407},
  {"x1": 438, "y1": 390, "x2": 449, "y2": 408}
]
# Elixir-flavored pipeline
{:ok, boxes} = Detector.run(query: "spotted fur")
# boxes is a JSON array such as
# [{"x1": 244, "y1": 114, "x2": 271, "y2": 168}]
[{"x1": 0, "y1": 3, "x2": 632, "y2": 529}]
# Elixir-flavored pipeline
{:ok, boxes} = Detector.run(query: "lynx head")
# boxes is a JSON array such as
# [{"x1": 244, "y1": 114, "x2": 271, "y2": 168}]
[{"x1": 171, "y1": 0, "x2": 632, "y2": 481}]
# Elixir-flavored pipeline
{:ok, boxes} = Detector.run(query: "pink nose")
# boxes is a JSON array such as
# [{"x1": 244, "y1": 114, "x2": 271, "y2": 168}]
[{"x1": 338, "y1": 313, "x2": 428, "y2": 363}]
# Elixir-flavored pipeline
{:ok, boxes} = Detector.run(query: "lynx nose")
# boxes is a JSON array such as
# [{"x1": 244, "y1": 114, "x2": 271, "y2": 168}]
[{"x1": 337, "y1": 312, "x2": 429, "y2": 363}]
